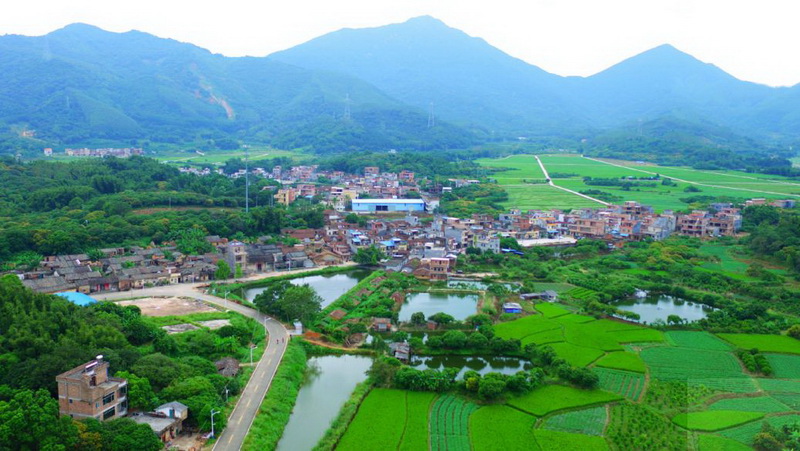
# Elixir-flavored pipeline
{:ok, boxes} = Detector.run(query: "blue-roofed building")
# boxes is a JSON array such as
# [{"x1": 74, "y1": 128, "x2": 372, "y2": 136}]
[
  {"x1": 351, "y1": 199, "x2": 426, "y2": 213},
  {"x1": 55, "y1": 292, "x2": 98, "y2": 307}
]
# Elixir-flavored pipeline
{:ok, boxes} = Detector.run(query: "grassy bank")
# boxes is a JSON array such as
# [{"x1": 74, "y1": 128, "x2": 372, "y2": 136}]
[
  {"x1": 312, "y1": 381, "x2": 373, "y2": 451},
  {"x1": 242, "y1": 339, "x2": 307, "y2": 450}
]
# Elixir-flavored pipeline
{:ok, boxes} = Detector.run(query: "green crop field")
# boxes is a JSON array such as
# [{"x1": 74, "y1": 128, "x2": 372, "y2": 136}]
[
  {"x1": 697, "y1": 434, "x2": 752, "y2": 451},
  {"x1": 565, "y1": 287, "x2": 600, "y2": 302},
  {"x1": 756, "y1": 378, "x2": 800, "y2": 393},
  {"x1": 337, "y1": 389, "x2": 407, "y2": 450},
  {"x1": 498, "y1": 306, "x2": 661, "y2": 369},
  {"x1": 400, "y1": 392, "x2": 437, "y2": 451},
  {"x1": 708, "y1": 396, "x2": 791, "y2": 413},
  {"x1": 641, "y1": 347, "x2": 758, "y2": 392},
  {"x1": 533, "y1": 429, "x2": 609, "y2": 450},
  {"x1": 717, "y1": 333, "x2": 800, "y2": 354},
  {"x1": 529, "y1": 282, "x2": 576, "y2": 293},
  {"x1": 672, "y1": 411, "x2": 764, "y2": 431},
  {"x1": 477, "y1": 154, "x2": 800, "y2": 211},
  {"x1": 665, "y1": 331, "x2": 733, "y2": 351},
  {"x1": 535, "y1": 303, "x2": 571, "y2": 318},
  {"x1": 549, "y1": 342, "x2": 605, "y2": 367},
  {"x1": 338, "y1": 389, "x2": 437, "y2": 451},
  {"x1": 764, "y1": 354, "x2": 800, "y2": 378},
  {"x1": 718, "y1": 414, "x2": 800, "y2": 445},
  {"x1": 156, "y1": 148, "x2": 302, "y2": 165},
  {"x1": 543, "y1": 406, "x2": 607, "y2": 436},
  {"x1": 594, "y1": 351, "x2": 646, "y2": 373},
  {"x1": 430, "y1": 394, "x2": 479, "y2": 451},
  {"x1": 594, "y1": 368, "x2": 645, "y2": 400},
  {"x1": 469, "y1": 405, "x2": 537, "y2": 450},
  {"x1": 508, "y1": 384, "x2": 622, "y2": 417},
  {"x1": 771, "y1": 393, "x2": 800, "y2": 410}
]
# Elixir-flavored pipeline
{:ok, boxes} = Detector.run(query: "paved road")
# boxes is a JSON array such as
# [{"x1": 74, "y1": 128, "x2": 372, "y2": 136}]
[
  {"x1": 95, "y1": 283, "x2": 289, "y2": 451},
  {"x1": 534, "y1": 155, "x2": 610, "y2": 206}
]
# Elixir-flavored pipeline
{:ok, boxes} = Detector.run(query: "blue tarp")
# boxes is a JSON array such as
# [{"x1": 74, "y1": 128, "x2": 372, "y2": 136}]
[{"x1": 55, "y1": 292, "x2": 98, "y2": 307}]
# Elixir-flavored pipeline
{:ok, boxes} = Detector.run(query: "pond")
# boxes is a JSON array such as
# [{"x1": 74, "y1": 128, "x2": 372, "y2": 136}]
[
  {"x1": 398, "y1": 292, "x2": 479, "y2": 322},
  {"x1": 612, "y1": 295, "x2": 713, "y2": 324},
  {"x1": 276, "y1": 354, "x2": 373, "y2": 451},
  {"x1": 447, "y1": 279, "x2": 517, "y2": 290},
  {"x1": 409, "y1": 355, "x2": 532, "y2": 378},
  {"x1": 245, "y1": 269, "x2": 372, "y2": 308}
]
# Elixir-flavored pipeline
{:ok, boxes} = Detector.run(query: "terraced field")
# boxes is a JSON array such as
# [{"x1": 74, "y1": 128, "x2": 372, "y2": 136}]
[{"x1": 717, "y1": 333, "x2": 800, "y2": 354}]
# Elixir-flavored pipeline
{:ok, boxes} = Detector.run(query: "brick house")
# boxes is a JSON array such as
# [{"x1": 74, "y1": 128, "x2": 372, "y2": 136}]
[{"x1": 57, "y1": 356, "x2": 128, "y2": 421}]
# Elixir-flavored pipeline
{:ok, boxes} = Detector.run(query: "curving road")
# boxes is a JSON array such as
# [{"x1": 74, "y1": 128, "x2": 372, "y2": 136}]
[{"x1": 95, "y1": 282, "x2": 289, "y2": 451}]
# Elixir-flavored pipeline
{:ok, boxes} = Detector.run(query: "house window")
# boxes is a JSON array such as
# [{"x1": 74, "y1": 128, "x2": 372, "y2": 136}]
[
  {"x1": 103, "y1": 406, "x2": 115, "y2": 420},
  {"x1": 119, "y1": 386, "x2": 127, "y2": 396},
  {"x1": 103, "y1": 393, "x2": 115, "y2": 405},
  {"x1": 376, "y1": 205, "x2": 389, "y2": 212}
]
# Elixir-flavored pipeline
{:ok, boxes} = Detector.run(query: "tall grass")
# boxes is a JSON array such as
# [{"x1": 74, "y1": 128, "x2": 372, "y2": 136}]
[{"x1": 242, "y1": 339, "x2": 307, "y2": 450}]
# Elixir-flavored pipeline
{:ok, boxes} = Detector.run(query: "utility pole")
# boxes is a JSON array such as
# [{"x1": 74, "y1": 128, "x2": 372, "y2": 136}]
[
  {"x1": 245, "y1": 146, "x2": 250, "y2": 213},
  {"x1": 210, "y1": 409, "x2": 220, "y2": 438}
]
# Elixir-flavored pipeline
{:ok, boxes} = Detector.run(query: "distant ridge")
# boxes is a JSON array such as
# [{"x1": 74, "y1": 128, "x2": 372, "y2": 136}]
[{"x1": 0, "y1": 17, "x2": 798, "y2": 156}]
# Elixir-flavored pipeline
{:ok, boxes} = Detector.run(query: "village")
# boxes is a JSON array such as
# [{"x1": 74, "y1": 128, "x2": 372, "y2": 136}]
[{"x1": 15, "y1": 160, "x2": 796, "y2": 296}]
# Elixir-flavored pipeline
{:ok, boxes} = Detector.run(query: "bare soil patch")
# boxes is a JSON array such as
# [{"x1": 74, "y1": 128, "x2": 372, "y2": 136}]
[{"x1": 118, "y1": 296, "x2": 219, "y2": 316}]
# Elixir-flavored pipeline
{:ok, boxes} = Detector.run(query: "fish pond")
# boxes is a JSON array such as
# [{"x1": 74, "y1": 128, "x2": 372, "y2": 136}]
[
  {"x1": 276, "y1": 354, "x2": 373, "y2": 451},
  {"x1": 409, "y1": 355, "x2": 532, "y2": 378},
  {"x1": 245, "y1": 269, "x2": 372, "y2": 308},
  {"x1": 612, "y1": 295, "x2": 713, "y2": 324},
  {"x1": 398, "y1": 291, "x2": 479, "y2": 322}
]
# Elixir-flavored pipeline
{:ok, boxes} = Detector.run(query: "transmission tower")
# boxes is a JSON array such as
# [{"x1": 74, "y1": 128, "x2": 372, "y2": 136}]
[
  {"x1": 427, "y1": 102, "x2": 435, "y2": 128},
  {"x1": 343, "y1": 94, "x2": 352, "y2": 121}
]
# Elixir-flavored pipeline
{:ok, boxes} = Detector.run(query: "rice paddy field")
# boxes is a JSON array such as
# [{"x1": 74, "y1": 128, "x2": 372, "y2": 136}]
[
  {"x1": 476, "y1": 153, "x2": 800, "y2": 211},
  {"x1": 333, "y1": 304, "x2": 800, "y2": 450}
]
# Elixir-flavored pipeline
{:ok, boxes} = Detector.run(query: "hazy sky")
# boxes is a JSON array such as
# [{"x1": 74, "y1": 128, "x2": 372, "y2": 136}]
[{"x1": 1, "y1": 0, "x2": 798, "y2": 87}]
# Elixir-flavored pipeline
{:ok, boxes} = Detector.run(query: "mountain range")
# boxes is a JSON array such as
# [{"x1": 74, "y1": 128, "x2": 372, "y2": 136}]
[{"x1": 0, "y1": 16, "x2": 797, "y2": 157}]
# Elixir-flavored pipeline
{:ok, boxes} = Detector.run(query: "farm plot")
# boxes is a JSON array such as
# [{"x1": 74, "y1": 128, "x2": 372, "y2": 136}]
[
  {"x1": 594, "y1": 351, "x2": 646, "y2": 373},
  {"x1": 717, "y1": 333, "x2": 800, "y2": 354},
  {"x1": 543, "y1": 406, "x2": 607, "y2": 436},
  {"x1": 536, "y1": 303, "x2": 571, "y2": 318},
  {"x1": 697, "y1": 434, "x2": 751, "y2": 451},
  {"x1": 429, "y1": 394, "x2": 479, "y2": 451},
  {"x1": 549, "y1": 342, "x2": 605, "y2": 367},
  {"x1": 400, "y1": 392, "x2": 437, "y2": 451},
  {"x1": 469, "y1": 405, "x2": 538, "y2": 450},
  {"x1": 708, "y1": 396, "x2": 791, "y2": 413},
  {"x1": 594, "y1": 368, "x2": 645, "y2": 400},
  {"x1": 564, "y1": 287, "x2": 600, "y2": 303},
  {"x1": 533, "y1": 430, "x2": 609, "y2": 450},
  {"x1": 641, "y1": 346, "x2": 758, "y2": 393},
  {"x1": 497, "y1": 307, "x2": 662, "y2": 367},
  {"x1": 672, "y1": 411, "x2": 764, "y2": 431},
  {"x1": 771, "y1": 393, "x2": 800, "y2": 410},
  {"x1": 665, "y1": 331, "x2": 732, "y2": 351},
  {"x1": 337, "y1": 389, "x2": 406, "y2": 450},
  {"x1": 718, "y1": 414, "x2": 800, "y2": 445},
  {"x1": 763, "y1": 354, "x2": 800, "y2": 378},
  {"x1": 756, "y1": 378, "x2": 800, "y2": 393},
  {"x1": 507, "y1": 384, "x2": 622, "y2": 417},
  {"x1": 337, "y1": 389, "x2": 436, "y2": 451}
]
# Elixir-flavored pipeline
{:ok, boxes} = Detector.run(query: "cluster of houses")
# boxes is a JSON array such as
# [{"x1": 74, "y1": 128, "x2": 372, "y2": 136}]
[{"x1": 51, "y1": 147, "x2": 145, "y2": 158}]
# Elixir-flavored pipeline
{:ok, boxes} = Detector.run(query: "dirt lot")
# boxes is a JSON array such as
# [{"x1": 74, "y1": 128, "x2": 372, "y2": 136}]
[{"x1": 118, "y1": 297, "x2": 219, "y2": 316}]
